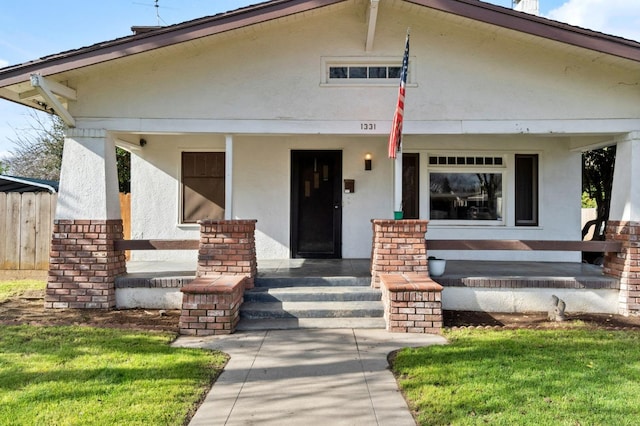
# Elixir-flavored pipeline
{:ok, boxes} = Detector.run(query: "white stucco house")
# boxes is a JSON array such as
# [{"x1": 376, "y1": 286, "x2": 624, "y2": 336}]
[{"x1": 1, "y1": 0, "x2": 640, "y2": 314}]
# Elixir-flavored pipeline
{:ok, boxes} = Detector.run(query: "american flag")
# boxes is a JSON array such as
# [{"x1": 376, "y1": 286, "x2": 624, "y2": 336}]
[{"x1": 388, "y1": 31, "x2": 410, "y2": 159}]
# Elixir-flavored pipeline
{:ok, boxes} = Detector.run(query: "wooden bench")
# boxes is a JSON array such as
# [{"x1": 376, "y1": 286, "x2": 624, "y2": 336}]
[
  {"x1": 379, "y1": 273, "x2": 443, "y2": 334},
  {"x1": 179, "y1": 275, "x2": 246, "y2": 336}
]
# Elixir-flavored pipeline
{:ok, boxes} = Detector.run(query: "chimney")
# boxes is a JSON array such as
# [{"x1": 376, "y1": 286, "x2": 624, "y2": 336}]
[{"x1": 513, "y1": 0, "x2": 539, "y2": 15}]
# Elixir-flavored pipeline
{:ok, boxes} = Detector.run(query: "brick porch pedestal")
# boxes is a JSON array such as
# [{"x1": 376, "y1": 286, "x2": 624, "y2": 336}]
[
  {"x1": 370, "y1": 219, "x2": 429, "y2": 288},
  {"x1": 380, "y1": 273, "x2": 443, "y2": 333},
  {"x1": 197, "y1": 219, "x2": 258, "y2": 289},
  {"x1": 370, "y1": 219, "x2": 442, "y2": 333},
  {"x1": 604, "y1": 221, "x2": 640, "y2": 315},
  {"x1": 179, "y1": 275, "x2": 246, "y2": 335},
  {"x1": 46, "y1": 219, "x2": 126, "y2": 309}
]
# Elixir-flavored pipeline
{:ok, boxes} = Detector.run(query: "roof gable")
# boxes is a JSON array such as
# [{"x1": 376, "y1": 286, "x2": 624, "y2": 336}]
[
  {"x1": 1, "y1": 0, "x2": 640, "y2": 99},
  {"x1": 0, "y1": 0, "x2": 347, "y2": 88}
]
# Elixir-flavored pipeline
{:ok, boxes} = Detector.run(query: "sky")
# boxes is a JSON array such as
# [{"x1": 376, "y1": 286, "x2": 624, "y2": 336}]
[{"x1": 1, "y1": 0, "x2": 640, "y2": 160}]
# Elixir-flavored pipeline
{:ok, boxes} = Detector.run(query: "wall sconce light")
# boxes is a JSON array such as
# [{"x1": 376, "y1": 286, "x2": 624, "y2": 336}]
[{"x1": 364, "y1": 153, "x2": 372, "y2": 171}]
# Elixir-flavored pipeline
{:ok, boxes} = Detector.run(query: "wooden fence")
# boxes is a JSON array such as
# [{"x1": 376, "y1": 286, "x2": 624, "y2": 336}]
[
  {"x1": 0, "y1": 192, "x2": 131, "y2": 271},
  {"x1": 0, "y1": 192, "x2": 57, "y2": 270},
  {"x1": 120, "y1": 193, "x2": 131, "y2": 260}
]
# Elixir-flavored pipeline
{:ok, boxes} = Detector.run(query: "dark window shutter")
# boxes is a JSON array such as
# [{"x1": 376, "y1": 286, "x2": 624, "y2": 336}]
[
  {"x1": 182, "y1": 152, "x2": 225, "y2": 223},
  {"x1": 515, "y1": 154, "x2": 538, "y2": 226}
]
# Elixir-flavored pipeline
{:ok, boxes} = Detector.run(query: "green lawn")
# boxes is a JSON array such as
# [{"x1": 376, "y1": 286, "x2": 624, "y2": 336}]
[
  {"x1": 0, "y1": 280, "x2": 228, "y2": 425},
  {"x1": 393, "y1": 327, "x2": 640, "y2": 426},
  {"x1": 0, "y1": 279, "x2": 45, "y2": 302}
]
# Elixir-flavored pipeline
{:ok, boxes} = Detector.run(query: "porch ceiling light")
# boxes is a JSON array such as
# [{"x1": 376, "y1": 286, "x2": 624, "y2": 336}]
[{"x1": 365, "y1": 153, "x2": 372, "y2": 171}]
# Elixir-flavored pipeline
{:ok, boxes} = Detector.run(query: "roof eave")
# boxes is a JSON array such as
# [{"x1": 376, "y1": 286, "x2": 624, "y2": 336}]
[
  {"x1": 408, "y1": 0, "x2": 640, "y2": 63},
  {"x1": 0, "y1": 175, "x2": 58, "y2": 193},
  {"x1": 0, "y1": 0, "x2": 347, "y2": 88}
]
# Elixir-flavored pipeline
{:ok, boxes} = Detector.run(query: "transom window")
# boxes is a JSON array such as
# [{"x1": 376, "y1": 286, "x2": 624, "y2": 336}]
[
  {"x1": 322, "y1": 57, "x2": 411, "y2": 85},
  {"x1": 428, "y1": 155, "x2": 503, "y2": 166},
  {"x1": 328, "y1": 65, "x2": 402, "y2": 81}
]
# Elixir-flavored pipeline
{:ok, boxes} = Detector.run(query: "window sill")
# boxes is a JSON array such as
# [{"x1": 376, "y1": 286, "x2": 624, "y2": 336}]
[
  {"x1": 176, "y1": 223, "x2": 200, "y2": 229},
  {"x1": 320, "y1": 82, "x2": 419, "y2": 88},
  {"x1": 428, "y1": 223, "x2": 543, "y2": 231}
]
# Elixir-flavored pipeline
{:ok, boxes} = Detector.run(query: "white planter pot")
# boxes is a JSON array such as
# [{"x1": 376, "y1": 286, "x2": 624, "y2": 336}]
[{"x1": 428, "y1": 259, "x2": 446, "y2": 277}]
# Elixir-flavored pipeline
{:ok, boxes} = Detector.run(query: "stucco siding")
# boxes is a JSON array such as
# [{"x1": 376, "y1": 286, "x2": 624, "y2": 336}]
[
  {"x1": 232, "y1": 136, "x2": 393, "y2": 259},
  {"x1": 417, "y1": 135, "x2": 581, "y2": 261},
  {"x1": 129, "y1": 134, "x2": 225, "y2": 261},
  {"x1": 82, "y1": 1, "x2": 608, "y2": 262},
  {"x1": 67, "y1": 2, "x2": 640, "y2": 123},
  {"x1": 128, "y1": 132, "x2": 581, "y2": 261}
]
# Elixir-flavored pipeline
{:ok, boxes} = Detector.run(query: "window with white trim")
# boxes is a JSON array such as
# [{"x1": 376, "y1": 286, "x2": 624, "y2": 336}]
[{"x1": 428, "y1": 155, "x2": 505, "y2": 223}]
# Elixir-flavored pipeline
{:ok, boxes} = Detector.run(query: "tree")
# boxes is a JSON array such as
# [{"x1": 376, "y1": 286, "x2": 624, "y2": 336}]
[
  {"x1": 582, "y1": 145, "x2": 616, "y2": 241},
  {"x1": 4, "y1": 111, "x2": 131, "y2": 192},
  {"x1": 116, "y1": 148, "x2": 131, "y2": 193},
  {"x1": 5, "y1": 111, "x2": 64, "y2": 180}
]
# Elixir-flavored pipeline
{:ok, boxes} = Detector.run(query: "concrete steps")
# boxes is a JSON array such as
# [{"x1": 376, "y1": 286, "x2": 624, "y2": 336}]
[
  {"x1": 253, "y1": 276, "x2": 372, "y2": 288},
  {"x1": 237, "y1": 277, "x2": 385, "y2": 330}
]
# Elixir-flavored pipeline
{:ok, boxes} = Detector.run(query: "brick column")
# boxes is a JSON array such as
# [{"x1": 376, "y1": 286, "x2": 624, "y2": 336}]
[
  {"x1": 46, "y1": 219, "x2": 126, "y2": 309},
  {"x1": 370, "y1": 219, "x2": 429, "y2": 288},
  {"x1": 380, "y1": 273, "x2": 443, "y2": 333},
  {"x1": 197, "y1": 219, "x2": 258, "y2": 288},
  {"x1": 605, "y1": 134, "x2": 640, "y2": 316},
  {"x1": 179, "y1": 275, "x2": 246, "y2": 336},
  {"x1": 46, "y1": 129, "x2": 124, "y2": 310},
  {"x1": 604, "y1": 221, "x2": 640, "y2": 315}
]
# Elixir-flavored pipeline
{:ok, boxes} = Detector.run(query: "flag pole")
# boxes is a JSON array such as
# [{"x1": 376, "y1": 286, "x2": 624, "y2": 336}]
[
  {"x1": 394, "y1": 141, "x2": 403, "y2": 219},
  {"x1": 389, "y1": 28, "x2": 410, "y2": 220}
]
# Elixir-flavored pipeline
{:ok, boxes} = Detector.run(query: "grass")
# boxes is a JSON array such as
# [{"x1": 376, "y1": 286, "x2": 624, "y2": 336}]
[
  {"x1": 392, "y1": 327, "x2": 640, "y2": 426},
  {"x1": 0, "y1": 279, "x2": 45, "y2": 302},
  {"x1": 0, "y1": 280, "x2": 228, "y2": 425}
]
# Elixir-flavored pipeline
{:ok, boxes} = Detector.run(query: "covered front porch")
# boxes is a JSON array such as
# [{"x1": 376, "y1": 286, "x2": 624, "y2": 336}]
[
  {"x1": 115, "y1": 258, "x2": 619, "y2": 315},
  {"x1": 121, "y1": 257, "x2": 612, "y2": 283}
]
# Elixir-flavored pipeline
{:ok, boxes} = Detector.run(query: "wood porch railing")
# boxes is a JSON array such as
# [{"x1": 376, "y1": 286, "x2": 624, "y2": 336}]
[
  {"x1": 426, "y1": 240, "x2": 622, "y2": 253},
  {"x1": 114, "y1": 239, "x2": 199, "y2": 251},
  {"x1": 114, "y1": 239, "x2": 623, "y2": 253}
]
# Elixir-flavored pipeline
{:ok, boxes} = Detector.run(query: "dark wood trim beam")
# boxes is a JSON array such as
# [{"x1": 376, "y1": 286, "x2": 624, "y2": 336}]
[
  {"x1": 426, "y1": 239, "x2": 622, "y2": 252},
  {"x1": 114, "y1": 239, "x2": 199, "y2": 250}
]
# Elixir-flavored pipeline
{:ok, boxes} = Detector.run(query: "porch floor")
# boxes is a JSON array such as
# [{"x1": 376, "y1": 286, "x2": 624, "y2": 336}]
[{"x1": 117, "y1": 259, "x2": 617, "y2": 289}]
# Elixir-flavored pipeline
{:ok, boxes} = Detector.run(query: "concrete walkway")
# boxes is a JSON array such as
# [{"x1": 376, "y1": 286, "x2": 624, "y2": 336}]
[{"x1": 173, "y1": 329, "x2": 447, "y2": 425}]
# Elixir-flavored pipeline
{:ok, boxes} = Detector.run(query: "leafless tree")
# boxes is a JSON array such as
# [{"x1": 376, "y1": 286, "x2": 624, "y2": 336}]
[
  {"x1": 4, "y1": 111, "x2": 65, "y2": 180},
  {"x1": 4, "y1": 110, "x2": 131, "y2": 192}
]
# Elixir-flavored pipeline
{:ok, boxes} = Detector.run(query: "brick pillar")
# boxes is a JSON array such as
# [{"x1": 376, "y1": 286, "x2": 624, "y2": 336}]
[
  {"x1": 379, "y1": 274, "x2": 443, "y2": 333},
  {"x1": 370, "y1": 219, "x2": 428, "y2": 288},
  {"x1": 604, "y1": 221, "x2": 640, "y2": 316},
  {"x1": 46, "y1": 219, "x2": 126, "y2": 309},
  {"x1": 179, "y1": 275, "x2": 246, "y2": 336},
  {"x1": 197, "y1": 219, "x2": 258, "y2": 288},
  {"x1": 605, "y1": 134, "x2": 640, "y2": 316}
]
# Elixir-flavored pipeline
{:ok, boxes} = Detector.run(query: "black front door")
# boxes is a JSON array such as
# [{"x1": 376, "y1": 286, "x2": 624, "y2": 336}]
[{"x1": 291, "y1": 150, "x2": 342, "y2": 258}]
